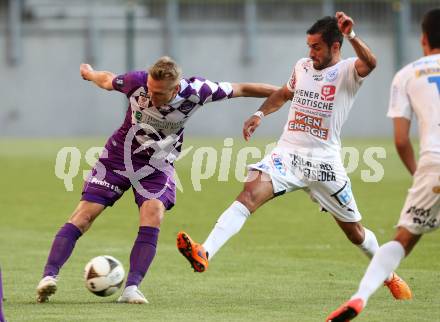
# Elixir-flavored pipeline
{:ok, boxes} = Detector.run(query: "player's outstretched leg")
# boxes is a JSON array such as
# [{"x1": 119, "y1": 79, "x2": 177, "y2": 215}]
[
  {"x1": 118, "y1": 200, "x2": 164, "y2": 304},
  {"x1": 355, "y1": 227, "x2": 412, "y2": 300},
  {"x1": 177, "y1": 172, "x2": 273, "y2": 272},
  {"x1": 36, "y1": 201, "x2": 104, "y2": 303},
  {"x1": 358, "y1": 227, "x2": 412, "y2": 300},
  {"x1": 327, "y1": 236, "x2": 416, "y2": 321},
  {"x1": 353, "y1": 238, "x2": 414, "y2": 302},
  {"x1": 177, "y1": 231, "x2": 209, "y2": 272},
  {"x1": 37, "y1": 223, "x2": 82, "y2": 303},
  {"x1": 326, "y1": 298, "x2": 364, "y2": 322},
  {"x1": 117, "y1": 226, "x2": 159, "y2": 304},
  {"x1": 337, "y1": 221, "x2": 412, "y2": 300},
  {"x1": 176, "y1": 200, "x2": 251, "y2": 272}
]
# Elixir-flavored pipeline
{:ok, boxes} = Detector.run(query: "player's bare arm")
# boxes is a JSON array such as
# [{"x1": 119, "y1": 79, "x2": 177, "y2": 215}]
[
  {"x1": 242, "y1": 85, "x2": 293, "y2": 141},
  {"x1": 393, "y1": 117, "x2": 417, "y2": 175},
  {"x1": 336, "y1": 11, "x2": 377, "y2": 77},
  {"x1": 231, "y1": 83, "x2": 279, "y2": 98},
  {"x1": 80, "y1": 63, "x2": 115, "y2": 91}
]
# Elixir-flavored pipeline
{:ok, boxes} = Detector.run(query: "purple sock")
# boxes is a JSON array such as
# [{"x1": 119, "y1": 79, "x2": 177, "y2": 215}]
[
  {"x1": 43, "y1": 223, "x2": 82, "y2": 277},
  {"x1": 0, "y1": 267, "x2": 4, "y2": 322},
  {"x1": 126, "y1": 226, "x2": 160, "y2": 287}
]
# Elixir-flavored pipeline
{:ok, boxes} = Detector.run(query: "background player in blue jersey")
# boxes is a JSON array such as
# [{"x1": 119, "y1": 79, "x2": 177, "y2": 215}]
[{"x1": 36, "y1": 56, "x2": 278, "y2": 304}]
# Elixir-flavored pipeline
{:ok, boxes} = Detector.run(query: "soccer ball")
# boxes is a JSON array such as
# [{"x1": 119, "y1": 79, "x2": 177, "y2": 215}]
[{"x1": 84, "y1": 255, "x2": 125, "y2": 297}]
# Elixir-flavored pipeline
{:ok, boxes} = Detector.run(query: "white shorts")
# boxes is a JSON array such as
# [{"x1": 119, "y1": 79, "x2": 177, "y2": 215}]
[
  {"x1": 248, "y1": 147, "x2": 362, "y2": 222},
  {"x1": 397, "y1": 164, "x2": 440, "y2": 234}
]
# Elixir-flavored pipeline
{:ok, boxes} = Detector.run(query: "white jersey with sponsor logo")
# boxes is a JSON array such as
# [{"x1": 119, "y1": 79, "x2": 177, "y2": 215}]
[
  {"x1": 387, "y1": 53, "x2": 440, "y2": 166},
  {"x1": 278, "y1": 57, "x2": 364, "y2": 160}
]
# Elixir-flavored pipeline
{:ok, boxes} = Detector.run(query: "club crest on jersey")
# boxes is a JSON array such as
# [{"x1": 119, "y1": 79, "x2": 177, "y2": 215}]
[
  {"x1": 179, "y1": 101, "x2": 194, "y2": 113},
  {"x1": 137, "y1": 92, "x2": 150, "y2": 109},
  {"x1": 321, "y1": 85, "x2": 336, "y2": 101},
  {"x1": 271, "y1": 153, "x2": 287, "y2": 176},
  {"x1": 325, "y1": 68, "x2": 338, "y2": 82}
]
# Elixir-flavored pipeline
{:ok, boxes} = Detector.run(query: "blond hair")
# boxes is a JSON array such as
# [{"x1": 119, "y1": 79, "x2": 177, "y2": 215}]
[{"x1": 148, "y1": 56, "x2": 182, "y2": 85}]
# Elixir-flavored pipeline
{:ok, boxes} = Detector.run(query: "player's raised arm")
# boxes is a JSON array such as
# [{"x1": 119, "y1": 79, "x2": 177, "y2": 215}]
[
  {"x1": 231, "y1": 83, "x2": 279, "y2": 98},
  {"x1": 336, "y1": 11, "x2": 377, "y2": 77},
  {"x1": 80, "y1": 63, "x2": 115, "y2": 91},
  {"x1": 393, "y1": 117, "x2": 417, "y2": 176},
  {"x1": 242, "y1": 85, "x2": 293, "y2": 141}
]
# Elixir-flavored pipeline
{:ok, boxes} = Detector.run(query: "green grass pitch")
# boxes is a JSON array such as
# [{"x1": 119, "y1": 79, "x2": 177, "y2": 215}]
[{"x1": 0, "y1": 137, "x2": 439, "y2": 322}]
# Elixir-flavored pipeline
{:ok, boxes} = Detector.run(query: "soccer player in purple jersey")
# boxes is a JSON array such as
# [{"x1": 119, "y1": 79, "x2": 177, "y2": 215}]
[
  {"x1": 36, "y1": 56, "x2": 278, "y2": 304},
  {"x1": 0, "y1": 267, "x2": 5, "y2": 322}
]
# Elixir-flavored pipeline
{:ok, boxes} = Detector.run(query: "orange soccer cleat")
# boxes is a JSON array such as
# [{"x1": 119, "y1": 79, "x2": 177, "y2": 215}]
[
  {"x1": 384, "y1": 272, "x2": 412, "y2": 300},
  {"x1": 177, "y1": 231, "x2": 209, "y2": 272},
  {"x1": 326, "y1": 298, "x2": 364, "y2": 322}
]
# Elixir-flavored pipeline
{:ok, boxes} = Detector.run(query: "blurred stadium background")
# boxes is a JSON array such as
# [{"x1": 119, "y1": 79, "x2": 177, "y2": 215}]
[
  {"x1": 1, "y1": 0, "x2": 439, "y2": 138},
  {"x1": 1, "y1": 1, "x2": 440, "y2": 321}
]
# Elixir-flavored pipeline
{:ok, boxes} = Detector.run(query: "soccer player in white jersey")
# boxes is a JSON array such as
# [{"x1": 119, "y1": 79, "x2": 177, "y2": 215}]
[
  {"x1": 327, "y1": 8, "x2": 440, "y2": 321},
  {"x1": 177, "y1": 12, "x2": 411, "y2": 300},
  {"x1": 35, "y1": 56, "x2": 278, "y2": 304}
]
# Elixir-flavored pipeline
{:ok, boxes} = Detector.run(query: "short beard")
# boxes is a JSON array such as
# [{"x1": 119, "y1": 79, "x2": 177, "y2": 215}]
[{"x1": 313, "y1": 54, "x2": 333, "y2": 70}]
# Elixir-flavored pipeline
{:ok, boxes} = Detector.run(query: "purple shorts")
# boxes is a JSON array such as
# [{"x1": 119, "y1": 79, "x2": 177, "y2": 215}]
[{"x1": 81, "y1": 145, "x2": 176, "y2": 210}]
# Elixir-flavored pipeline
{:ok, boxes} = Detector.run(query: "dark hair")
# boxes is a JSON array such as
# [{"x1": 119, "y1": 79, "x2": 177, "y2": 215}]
[
  {"x1": 307, "y1": 16, "x2": 343, "y2": 48},
  {"x1": 422, "y1": 8, "x2": 440, "y2": 49}
]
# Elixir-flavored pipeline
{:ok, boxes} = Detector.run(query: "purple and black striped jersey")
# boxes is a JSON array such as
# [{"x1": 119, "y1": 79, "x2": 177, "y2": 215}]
[{"x1": 107, "y1": 71, "x2": 233, "y2": 164}]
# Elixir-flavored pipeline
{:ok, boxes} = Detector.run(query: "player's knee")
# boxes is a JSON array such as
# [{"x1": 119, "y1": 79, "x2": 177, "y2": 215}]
[
  {"x1": 69, "y1": 201, "x2": 104, "y2": 232},
  {"x1": 139, "y1": 200, "x2": 165, "y2": 227},
  {"x1": 236, "y1": 188, "x2": 258, "y2": 213},
  {"x1": 69, "y1": 210, "x2": 96, "y2": 232},
  {"x1": 393, "y1": 228, "x2": 421, "y2": 256}
]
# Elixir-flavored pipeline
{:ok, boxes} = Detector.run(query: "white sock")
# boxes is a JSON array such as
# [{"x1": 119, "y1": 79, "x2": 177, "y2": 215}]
[
  {"x1": 352, "y1": 241, "x2": 405, "y2": 305},
  {"x1": 202, "y1": 201, "x2": 250, "y2": 259},
  {"x1": 357, "y1": 228, "x2": 379, "y2": 259},
  {"x1": 357, "y1": 227, "x2": 393, "y2": 281}
]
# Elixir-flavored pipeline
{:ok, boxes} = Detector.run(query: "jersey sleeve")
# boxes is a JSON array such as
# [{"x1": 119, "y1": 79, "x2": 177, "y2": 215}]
[
  {"x1": 286, "y1": 64, "x2": 297, "y2": 93},
  {"x1": 112, "y1": 71, "x2": 147, "y2": 96},
  {"x1": 387, "y1": 70, "x2": 413, "y2": 120},
  {"x1": 345, "y1": 57, "x2": 365, "y2": 94},
  {"x1": 184, "y1": 77, "x2": 233, "y2": 105}
]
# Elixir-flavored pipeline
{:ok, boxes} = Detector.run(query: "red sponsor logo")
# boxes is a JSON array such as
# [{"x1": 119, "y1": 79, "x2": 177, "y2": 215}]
[
  {"x1": 321, "y1": 85, "x2": 336, "y2": 101},
  {"x1": 288, "y1": 111, "x2": 329, "y2": 140}
]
